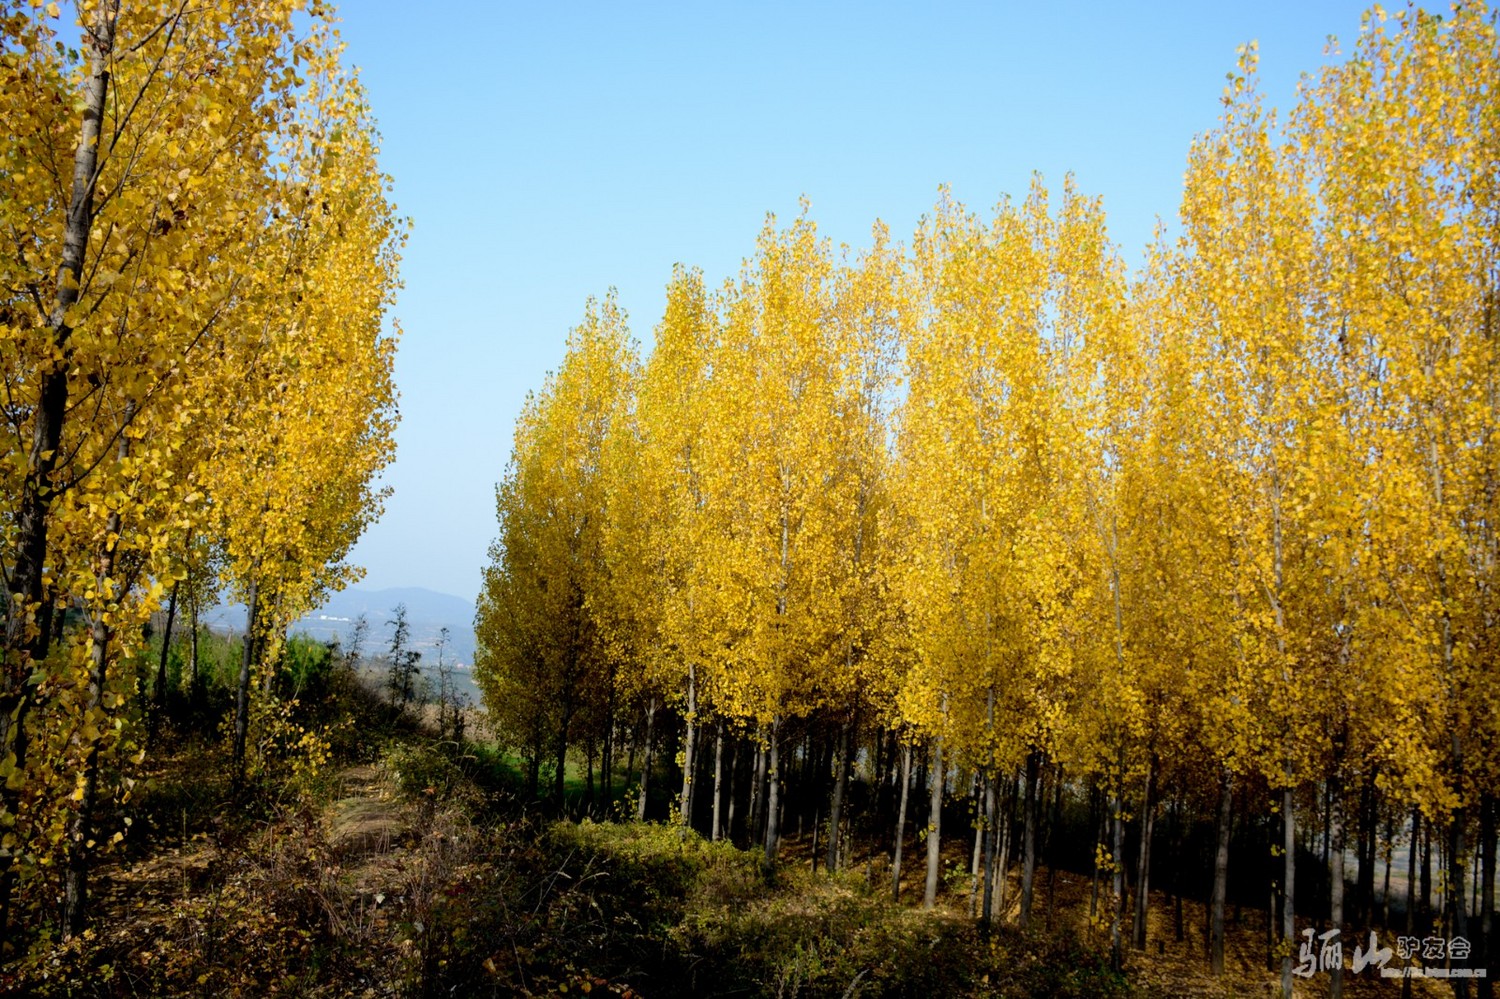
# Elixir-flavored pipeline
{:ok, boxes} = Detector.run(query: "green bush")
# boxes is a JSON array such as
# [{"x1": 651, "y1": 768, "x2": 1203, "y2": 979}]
[{"x1": 531, "y1": 820, "x2": 1132, "y2": 999}]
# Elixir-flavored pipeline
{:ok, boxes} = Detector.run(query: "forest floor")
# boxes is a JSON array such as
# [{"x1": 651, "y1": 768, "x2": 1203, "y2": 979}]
[
  {"x1": 774, "y1": 824, "x2": 1455, "y2": 999},
  {"x1": 6, "y1": 708, "x2": 1466, "y2": 998}
]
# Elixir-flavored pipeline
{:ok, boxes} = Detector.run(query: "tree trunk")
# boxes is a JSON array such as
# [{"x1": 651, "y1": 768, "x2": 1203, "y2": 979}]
[
  {"x1": 1211, "y1": 774, "x2": 1233, "y2": 975},
  {"x1": 1021, "y1": 750, "x2": 1040, "y2": 930},
  {"x1": 1281, "y1": 783, "x2": 1296, "y2": 999},
  {"x1": 680, "y1": 664, "x2": 696, "y2": 833},
  {"x1": 1111, "y1": 788, "x2": 1125, "y2": 969},
  {"x1": 726, "y1": 736, "x2": 740, "y2": 841},
  {"x1": 61, "y1": 616, "x2": 112, "y2": 938},
  {"x1": 982, "y1": 768, "x2": 998, "y2": 926},
  {"x1": 1090, "y1": 783, "x2": 1104, "y2": 921},
  {"x1": 996, "y1": 776, "x2": 1014, "y2": 920},
  {"x1": 826, "y1": 714, "x2": 852, "y2": 873},
  {"x1": 150, "y1": 580, "x2": 180, "y2": 741},
  {"x1": 584, "y1": 743, "x2": 595, "y2": 814},
  {"x1": 601, "y1": 687, "x2": 614, "y2": 805},
  {"x1": 635, "y1": 696, "x2": 657, "y2": 821},
  {"x1": 1479, "y1": 793, "x2": 1494, "y2": 999},
  {"x1": 762, "y1": 721, "x2": 782, "y2": 876},
  {"x1": 712, "y1": 722, "x2": 725, "y2": 842},
  {"x1": 1357, "y1": 773, "x2": 1376, "y2": 923},
  {"x1": 62, "y1": 487, "x2": 127, "y2": 939},
  {"x1": 1408, "y1": 808, "x2": 1421, "y2": 934},
  {"x1": 554, "y1": 690, "x2": 573, "y2": 812},
  {"x1": 189, "y1": 592, "x2": 200, "y2": 691},
  {"x1": 1045, "y1": 763, "x2": 1064, "y2": 933},
  {"x1": 968, "y1": 774, "x2": 982, "y2": 917},
  {"x1": 625, "y1": 721, "x2": 637, "y2": 797},
  {"x1": 752, "y1": 736, "x2": 770, "y2": 841},
  {"x1": 1422, "y1": 814, "x2": 1433, "y2": 931},
  {"x1": 232, "y1": 579, "x2": 260, "y2": 787},
  {"x1": 924, "y1": 738, "x2": 943, "y2": 910},
  {"x1": 1451, "y1": 786, "x2": 1471, "y2": 999},
  {"x1": 1330, "y1": 774, "x2": 1346, "y2": 999},
  {"x1": 1383, "y1": 813, "x2": 1395, "y2": 928},
  {"x1": 1170, "y1": 795, "x2": 1185, "y2": 943},
  {"x1": 1133, "y1": 755, "x2": 1156, "y2": 950},
  {"x1": 892, "y1": 741, "x2": 912, "y2": 902}
]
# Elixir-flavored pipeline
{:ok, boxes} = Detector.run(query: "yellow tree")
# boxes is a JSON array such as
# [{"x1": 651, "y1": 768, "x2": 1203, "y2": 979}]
[
  {"x1": 0, "y1": 0, "x2": 373, "y2": 939},
  {"x1": 475, "y1": 293, "x2": 638, "y2": 809},
  {"x1": 896, "y1": 181, "x2": 1095, "y2": 921},
  {"x1": 1296, "y1": 9, "x2": 1500, "y2": 985},
  {"x1": 599, "y1": 265, "x2": 718, "y2": 824},
  {"x1": 209, "y1": 33, "x2": 402, "y2": 788},
  {"x1": 695, "y1": 206, "x2": 846, "y2": 872},
  {"x1": 819, "y1": 224, "x2": 905, "y2": 871}
]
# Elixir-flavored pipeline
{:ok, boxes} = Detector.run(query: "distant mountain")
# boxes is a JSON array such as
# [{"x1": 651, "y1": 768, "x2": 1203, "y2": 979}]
[
  {"x1": 296, "y1": 586, "x2": 478, "y2": 665},
  {"x1": 201, "y1": 584, "x2": 480, "y2": 680},
  {"x1": 296, "y1": 586, "x2": 482, "y2": 705}
]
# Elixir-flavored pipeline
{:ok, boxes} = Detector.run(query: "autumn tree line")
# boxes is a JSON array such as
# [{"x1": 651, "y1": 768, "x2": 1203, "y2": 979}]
[
  {"x1": 476, "y1": 6, "x2": 1499, "y2": 995},
  {"x1": 0, "y1": 0, "x2": 401, "y2": 957}
]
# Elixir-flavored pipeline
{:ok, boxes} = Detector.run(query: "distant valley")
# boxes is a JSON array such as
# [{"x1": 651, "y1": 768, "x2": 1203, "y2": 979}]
[{"x1": 203, "y1": 585, "x2": 482, "y2": 702}]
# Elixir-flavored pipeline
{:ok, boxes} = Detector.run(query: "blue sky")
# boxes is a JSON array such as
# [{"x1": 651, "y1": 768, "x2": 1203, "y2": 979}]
[{"x1": 334, "y1": 0, "x2": 1372, "y2": 601}]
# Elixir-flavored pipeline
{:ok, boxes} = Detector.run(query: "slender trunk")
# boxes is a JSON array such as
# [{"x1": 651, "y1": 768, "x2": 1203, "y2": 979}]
[
  {"x1": 680, "y1": 664, "x2": 696, "y2": 833},
  {"x1": 1451, "y1": 791, "x2": 1472, "y2": 999},
  {"x1": 1110, "y1": 788, "x2": 1125, "y2": 968},
  {"x1": 811, "y1": 801, "x2": 820, "y2": 874},
  {"x1": 62, "y1": 486, "x2": 127, "y2": 939},
  {"x1": 968, "y1": 775, "x2": 982, "y2": 917},
  {"x1": 1269, "y1": 860, "x2": 1279, "y2": 972},
  {"x1": 261, "y1": 619, "x2": 279, "y2": 698},
  {"x1": 1090, "y1": 783, "x2": 1104, "y2": 921},
  {"x1": 996, "y1": 777, "x2": 1014, "y2": 920},
  {"x1": 1330, "y1": 774, "x2": 1346, "y2": 999},
  {"x1": 61, "y1": 614, "x2": 113, "y2": 938},
  {"x1": 762, "y1": 721, "x2": 781, "y2": 876},
  {"x1": 1323, "y1": 780, "x2": 1333, "y2": 874},
  {"x1": 1479, "y1": 794, "x2": 1495, "y2": 999},
  {"x1": 826, "y1": 714, "x2": 852, "y2": 872},
  {"x1": 554, "y1": 690, "x2": 573, "y2": 812},
  {"x1": 1021, "y1": 751, "x2": 1040, "y2": 930},
  {"x1": 751, "y1": 737, "x2": 769, "y2": 841},
  {"x1": 635, "y1": 696, "x2": 657, "y2": 822},
  {"x1": 602, "y1": 686, "x2": 614, "y2": 805},
  {"x1": 189, "y1": 593, "x2": 200, "y2": 690},
  {"x1": 982, "y1": 767, "x2": 997, "y2": 926},
  {"x1": 1045, "y1": 763, "x2": 1063, "y2": 933},
  {"x1": 892, "y1": 741, "x2": 912, "y2": 902},
  {"x1": 1211, "y1": 774, "x2": 1233, "y2": 975},
  {"x1": 1422, "y1": 814, "x2": 1434, "y2": 931},
  {"x1": 1408, "y1": 808, "x2": 1421, "y2": 934},
  {"x1": 1282, "y1": 783, "x2": 1296, "y2": 999},
  {"x1": 711, "y1": 722, "x2": 725, "y2": 842},
  {"x1": 924, "y1": 738, "x2": 943, "y2": 910},
  {"x1": 1133, "y1": 756, "x2": 1156, "y2": 949},
  {"x1": 1170, "y1": 795, "x2": 1185, "y2": 943},
  {"x1": 1383, "y1": 813, "x2": 1394, "y2": 927},
  {"x1": 150, "y1": 581, "x2": 180, "y2": 741},
  {"x1": 625, "y1": 720, "x2": 637, "y2": 796},
  {"x1": 1358, "y1": 774, "x2": 1377, "y2": 923},
  {"x1": 726, "y1": 737, "x2": 740, "y2": 841},
  {"x1": 232, "y1": 579, "x2": 260, "y2": 787},
  {"x1": 584, "y1": 744, "x2": 594, "y2": 814}
]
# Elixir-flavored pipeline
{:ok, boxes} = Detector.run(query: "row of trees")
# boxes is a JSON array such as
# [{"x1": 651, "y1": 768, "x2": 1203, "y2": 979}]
[
  {"x1": 0, "y1": 0, "x2": 401, "y2": 953},
  {"x1": 476, "y1": 5, "x2": 1497, "y2": 995}
]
